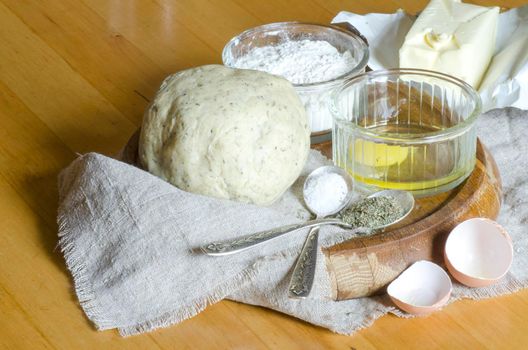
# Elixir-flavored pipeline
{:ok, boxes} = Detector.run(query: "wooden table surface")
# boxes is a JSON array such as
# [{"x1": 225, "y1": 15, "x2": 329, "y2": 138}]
[{"x1": 2, "y1": 0, "x2": 527, "y2": 349}]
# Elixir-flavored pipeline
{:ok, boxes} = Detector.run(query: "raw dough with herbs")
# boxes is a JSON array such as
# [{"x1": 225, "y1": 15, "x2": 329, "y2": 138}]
[{"x1": 139, "y1": 65, "x2": 310, "y2": 205}]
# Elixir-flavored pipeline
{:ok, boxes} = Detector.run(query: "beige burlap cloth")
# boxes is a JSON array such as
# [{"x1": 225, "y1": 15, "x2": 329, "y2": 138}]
[{"x1": 57, "y1": 108, "x2": 528, "y2": 336}]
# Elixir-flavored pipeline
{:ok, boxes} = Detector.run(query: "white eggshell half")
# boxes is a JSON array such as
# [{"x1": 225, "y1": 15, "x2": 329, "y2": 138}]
[
  {"x1": 445, "y1": 218, "x2": 513, "y2": 287},
  {"x1": 387, "y1": 260, "x2": 452, "y2": 315}
]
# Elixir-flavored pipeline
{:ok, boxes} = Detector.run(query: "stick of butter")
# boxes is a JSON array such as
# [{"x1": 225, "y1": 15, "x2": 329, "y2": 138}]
[
  {"x1": 399, "y1": 0, "x2": 499, "y2": 88},
  {"x1": 479, "y1": 34, "x2": 528, "y2": 109}
]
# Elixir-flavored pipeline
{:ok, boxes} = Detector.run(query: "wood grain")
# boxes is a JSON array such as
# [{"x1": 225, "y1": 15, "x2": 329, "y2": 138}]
[{"x1": 1, "y1": 0, "x2": 526, "y2": 349}]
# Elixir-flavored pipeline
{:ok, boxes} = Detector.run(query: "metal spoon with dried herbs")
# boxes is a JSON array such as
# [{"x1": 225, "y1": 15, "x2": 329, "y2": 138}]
[{"x1": 337, "y1": 192, "x2": 413, "y2": 229}]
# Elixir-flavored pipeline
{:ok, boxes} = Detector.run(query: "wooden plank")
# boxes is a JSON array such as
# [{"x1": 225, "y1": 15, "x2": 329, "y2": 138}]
[
  {"x1": 231, "y1": 0, "x2": 333, "y2": 24},
  {"x1": 0, "y1": 80, "x2": 75, "y2": 226},
  {"x1": 86, "y1": 0, "x2": 258, "y2": 66},
  {"x1": 2, "y1": 0, "x2": 167, "y2": 123},
  {"x1": 0, "y1": 1, "x2": 136, "y2": 154},
  {"x1": 224, "y1": 301, "x2": 378, "y2": 350},
  {"x1": 0, "y1": 284, "x2": 54, "y2": 350},
  {"x1": 148, "y1": 302, "x2": 270, "y2": 350},
  {"x1": 315, "y1": 0, "x2": 402, "y2": 15},
  {"x1": 360, "y1": 291, "x2": 528, "y2": 349}
]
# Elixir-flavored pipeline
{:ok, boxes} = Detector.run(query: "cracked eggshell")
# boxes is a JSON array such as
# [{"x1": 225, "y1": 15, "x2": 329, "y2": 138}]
[
  {"x1": 444, "y1": 218, "x2": 513, "y2": 287},
  {"x1": 387, "y1": 260, "x2": 452, "y2": 315}
]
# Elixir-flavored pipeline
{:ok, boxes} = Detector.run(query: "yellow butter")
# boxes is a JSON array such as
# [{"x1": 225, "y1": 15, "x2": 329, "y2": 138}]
[{"x1": 399, "y1": 0, "x2": 499, "y2": 88}]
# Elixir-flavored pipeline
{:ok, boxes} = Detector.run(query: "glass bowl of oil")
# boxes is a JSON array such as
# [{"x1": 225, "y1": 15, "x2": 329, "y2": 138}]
[{"x1": 332, "y1": 69, "x2": 481, "y2": 197}]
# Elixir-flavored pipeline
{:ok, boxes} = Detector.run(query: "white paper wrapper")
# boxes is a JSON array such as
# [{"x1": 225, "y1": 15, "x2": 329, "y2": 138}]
[{"x1": 333, "y1": 6, "x2": 528, "y2": 111}]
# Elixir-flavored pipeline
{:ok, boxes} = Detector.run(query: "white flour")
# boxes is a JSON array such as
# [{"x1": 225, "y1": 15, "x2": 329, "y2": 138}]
[
  {"x1": 231, "y1": 40, "x2": 362, "y2": 132},
  {"x1": 233, "y1": 40, "x2": 356, "y2": 84}
]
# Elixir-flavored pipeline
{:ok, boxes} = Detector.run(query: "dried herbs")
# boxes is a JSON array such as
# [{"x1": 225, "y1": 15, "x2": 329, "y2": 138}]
[{"x1": 338, "y1": 196, "x2": 403, "y2": 228}]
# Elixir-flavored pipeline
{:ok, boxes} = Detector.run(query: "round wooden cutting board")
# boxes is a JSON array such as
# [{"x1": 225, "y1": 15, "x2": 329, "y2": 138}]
[
  {"x1": 121, "y1": 131, "x2": 502, "y2": 300},
  {"x1": 313, "y1": 140, "x2": 502, "y2": 300}
]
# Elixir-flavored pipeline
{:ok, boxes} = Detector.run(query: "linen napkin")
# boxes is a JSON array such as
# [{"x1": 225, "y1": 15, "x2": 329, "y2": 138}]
[{"x1": 57, "y1": 108, "x2": 528, "y2": 336}]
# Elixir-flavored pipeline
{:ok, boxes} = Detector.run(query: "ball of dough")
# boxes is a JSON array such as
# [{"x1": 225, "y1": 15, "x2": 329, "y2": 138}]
[{"x1": 139, "y1": 65, "x2": 310, "y2": 206}]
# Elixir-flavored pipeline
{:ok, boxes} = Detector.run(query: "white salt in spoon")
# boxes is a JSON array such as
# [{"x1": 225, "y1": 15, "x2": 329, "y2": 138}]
[
  {"x1": 288, "y1": 165, "x2": 354, "y2": 298},
  {"x1": 288, "y1": 168, "x2": 415, "y2": 299}
]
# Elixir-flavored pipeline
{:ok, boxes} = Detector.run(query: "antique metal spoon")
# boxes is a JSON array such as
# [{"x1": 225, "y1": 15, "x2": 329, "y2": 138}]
[
  {"x1": 287, "y1": 166, "x2": 354, "y2": 299},
  {"x1": 200, "y1": 166, "x2": 355, "y2": 256},
  {"x1": 288, "y1": 188, "x2": 415, "y2": 299}
]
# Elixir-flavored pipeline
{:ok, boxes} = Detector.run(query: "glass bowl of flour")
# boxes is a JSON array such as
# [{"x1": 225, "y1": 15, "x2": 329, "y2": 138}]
[{"x1": 222, "y1": 22, "x2": 369, "y2": 143}]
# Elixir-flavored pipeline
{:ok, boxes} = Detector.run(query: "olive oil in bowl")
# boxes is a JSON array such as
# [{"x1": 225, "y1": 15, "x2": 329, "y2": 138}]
[
  {"x1": 332, "y1": 69, "x2": 481, "y2": 196},
  {"x1": 335, "y1": 122, "x2": 476, "y2": 196}
]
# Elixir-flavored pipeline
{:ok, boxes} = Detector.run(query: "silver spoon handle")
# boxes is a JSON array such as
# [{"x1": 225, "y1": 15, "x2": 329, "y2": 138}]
[
  {"x1": 289, "y1": 226, "x2": 319, "y2": 298},
  {"x1": 200, "y1": 218, "x2": 343, "y2": 256}
]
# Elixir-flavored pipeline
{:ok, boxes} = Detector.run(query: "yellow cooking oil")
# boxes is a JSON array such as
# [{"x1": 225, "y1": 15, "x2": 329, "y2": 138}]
[{"x1": 336, "y1": 123, "x2": 475, "y2": 193}]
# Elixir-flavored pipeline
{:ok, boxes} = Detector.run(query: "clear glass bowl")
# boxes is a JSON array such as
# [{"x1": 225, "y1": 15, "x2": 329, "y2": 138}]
[
  {"x1": 222, "y1": 22, "x2": 369, "y2": 140},
  {"x1": 332, "y1": 69, "x2": 482, "y2": 197}
]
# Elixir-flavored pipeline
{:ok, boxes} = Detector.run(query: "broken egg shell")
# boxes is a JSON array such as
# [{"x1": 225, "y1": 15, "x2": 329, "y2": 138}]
[
  {"x1": 387, "y1": 260, "x2": 452, "y2": 315},
  {"x1": 444, "y1": 218, "x2": 513, "y2": 288}
]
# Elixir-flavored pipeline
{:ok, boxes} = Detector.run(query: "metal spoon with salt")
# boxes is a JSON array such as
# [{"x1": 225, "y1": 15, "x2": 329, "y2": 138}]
[
  {"x1": 288, "y1": 183, "x2": 415, "y2": 299},
  {"x1": 288, "y1": 165, "x2": 354, "y2": 298}
]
